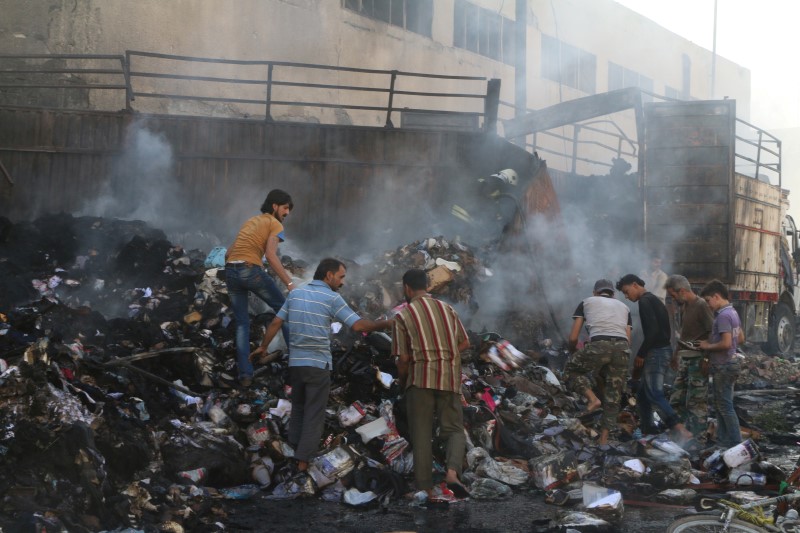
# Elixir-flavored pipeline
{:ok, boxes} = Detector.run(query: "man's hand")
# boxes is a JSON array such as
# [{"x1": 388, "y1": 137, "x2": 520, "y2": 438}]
[
  {"x1": 698, "y1": 340, "x2": 711, "y2": 351},
  {"x1": 670, "y1": 352, "x2": 679, "y2": 372},
  {"x1": 249, "y1": 345, "x2": 267, "y2": 363},
  {"x1": 634, "y1": 354, "x2": 645, "y2": 369}
]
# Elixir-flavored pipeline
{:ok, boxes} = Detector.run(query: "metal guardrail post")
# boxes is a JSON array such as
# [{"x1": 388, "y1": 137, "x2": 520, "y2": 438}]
[
  {"x1": 571, "y1": 124, "x2": 581, "y2": 174},
  {"x1": 124, "y1": 51, "x2": 134, "y2": 110},
  {"x1": 265, "y1": 63, "x2": 274, "y2": 122},
  {"x1": 484, "y1": 78, "x2": 501, "y2": 134},
  {"x1": 385, "y1": 70, "x2": 397, "y2": 128},
  {"x1": 755, "y1": 129, "x2": 763, "y2": 180}
]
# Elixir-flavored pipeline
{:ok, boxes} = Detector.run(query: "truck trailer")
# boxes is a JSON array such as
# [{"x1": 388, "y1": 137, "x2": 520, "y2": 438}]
[{"x1": 505, "y1": 90, "x2": 799, "y2": 355}]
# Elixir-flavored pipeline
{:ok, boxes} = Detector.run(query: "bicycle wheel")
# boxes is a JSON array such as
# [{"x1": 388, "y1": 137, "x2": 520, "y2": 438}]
[{"x1": 666, "y1": 515, "x2": 766, "y2": 532}]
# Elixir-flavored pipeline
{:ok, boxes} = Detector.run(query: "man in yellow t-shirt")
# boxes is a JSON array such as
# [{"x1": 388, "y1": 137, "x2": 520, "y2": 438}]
[{"x1": 225, "y1": 189, "x2": 295, "y2": 386}]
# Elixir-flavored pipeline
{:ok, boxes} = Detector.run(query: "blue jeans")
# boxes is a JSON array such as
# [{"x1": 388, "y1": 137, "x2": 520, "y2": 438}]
[
  {"x1": 225, "y1": 264, "x2": 289, "y2": 379},
  {"x1": 710, "y1": 360, "x2": 742, "y2": 449},
  {"x1": 637, "y1": 346, "x2": 680, "y2": 431}
]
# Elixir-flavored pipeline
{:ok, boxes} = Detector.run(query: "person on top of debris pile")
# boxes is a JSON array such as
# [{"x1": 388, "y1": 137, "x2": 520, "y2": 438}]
[
  {"x1": 450, "y1": 168, "x2": 522, "y2": 246},
  {"x1": 565, "y1": 278, "x2": 632, "y2": 445},
  {"x1": 225, "y1": 189, "x2": 296, "y2": 387},
  {"x1": 392, "y1": 268, "x2": 471, "y2": 500},
  {"x1": 665, "y1": 274, "x2": 714, "y2": 440},
  {"x1": 698, "y1": 279, "x2": 745, "y2": 449},
  {"x1": 616, "y1": 273, "x2": 693, "y2": 442},
  {"x1": 250, "y1": 258, "x2": 391, "y2": 473}
]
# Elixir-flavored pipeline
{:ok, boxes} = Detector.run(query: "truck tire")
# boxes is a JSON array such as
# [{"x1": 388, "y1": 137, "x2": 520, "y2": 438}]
[{"x1": 765, "y1": 302, "x2": 795, "y2": 356}]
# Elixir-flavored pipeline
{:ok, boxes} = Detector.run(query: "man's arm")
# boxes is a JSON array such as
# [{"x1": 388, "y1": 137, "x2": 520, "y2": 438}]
[
  {"x1": 738, "y1": 328, "x2": 745, "y2": 345},
  {"x1": 263, "y1": 235, "x2": 294, "y2": 290},
  {"x1": 391, "y1": 318, "x2": 411, "y2": 387},
  {"x1": 249, "y1": 316, "x2": 284, "y2": 362},
  {"x1": 568, "y1": 317, "x2": 584, "y2": 353},
  {"x1": 700, "y1": 331, "x2": 732, "y2": 352},
  {"x1": 351, "y1": 318, "x2": 392, "y2": 332}
]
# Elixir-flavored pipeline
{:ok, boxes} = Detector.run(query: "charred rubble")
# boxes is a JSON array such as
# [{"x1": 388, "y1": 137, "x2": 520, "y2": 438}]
[{"x1": 1, "y1": 214, "x2": 800, "y2": 532}]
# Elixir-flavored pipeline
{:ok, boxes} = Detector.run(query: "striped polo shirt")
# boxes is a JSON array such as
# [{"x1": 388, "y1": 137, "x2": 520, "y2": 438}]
[
  {"x1": 391, "y1": 294, "x2": 468, "y2": 392},
  {"x1": 277, "y1": 280, "x2": 361, "y2": 369}
]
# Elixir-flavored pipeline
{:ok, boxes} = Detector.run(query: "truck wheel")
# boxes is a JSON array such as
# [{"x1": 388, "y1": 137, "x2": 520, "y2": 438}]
[{"x1": 765, "y1": 302, "x2": 795, "y2": 356}]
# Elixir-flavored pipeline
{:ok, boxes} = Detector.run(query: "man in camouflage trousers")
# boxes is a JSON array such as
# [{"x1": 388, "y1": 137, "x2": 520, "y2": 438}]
[
  {"x1": 566, "y1": 279, "x2": 632, "y2": 444},
  {"x1": 665, "y1": 275, "x2": 714, "y2": 439}
]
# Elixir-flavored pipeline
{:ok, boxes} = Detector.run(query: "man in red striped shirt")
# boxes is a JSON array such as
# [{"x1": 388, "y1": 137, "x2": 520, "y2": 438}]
[{"x1": 392, "y1": 269, "x2": 471, "y2": 499}]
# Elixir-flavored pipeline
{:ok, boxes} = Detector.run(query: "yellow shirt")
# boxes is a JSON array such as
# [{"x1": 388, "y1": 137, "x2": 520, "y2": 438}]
[{"x1": 225, "y1": 213, "x2": 284, "y2": 266}]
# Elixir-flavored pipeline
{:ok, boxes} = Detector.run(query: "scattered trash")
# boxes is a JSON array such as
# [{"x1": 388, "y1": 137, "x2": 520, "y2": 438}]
[{"x1": 1, "y1": 214, "x2": 799, "y2": 531}]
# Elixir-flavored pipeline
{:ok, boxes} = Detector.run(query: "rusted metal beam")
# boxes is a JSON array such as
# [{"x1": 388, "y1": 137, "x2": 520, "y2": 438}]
[{"x1": 504, "y1": 87, "x2": 642, "y2": 138}]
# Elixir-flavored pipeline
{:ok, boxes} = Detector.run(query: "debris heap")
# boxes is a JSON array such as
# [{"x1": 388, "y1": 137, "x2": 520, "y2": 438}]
[{"x1": 2, "y1": 214, "x2": 800, "y2": 532}]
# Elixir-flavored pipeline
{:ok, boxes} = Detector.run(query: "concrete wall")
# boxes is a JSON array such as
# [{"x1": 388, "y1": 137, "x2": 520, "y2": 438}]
[{"x1": 0, "y1": 0, "x2": 751, "y2": 176}]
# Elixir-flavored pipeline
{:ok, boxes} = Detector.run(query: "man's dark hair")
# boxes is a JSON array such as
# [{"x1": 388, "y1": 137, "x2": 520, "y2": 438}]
[
  {"x1": 313, "y1": 258, "x2": 345, "y2": 280},
  {"x1": 616, "y1": 273, "x2": 645, "y2": 291},
  {"x1": 700, "y1": 279, "x2": 729, "y2": 300},
  {"x1": 260, "y1": 189, "x2": 293, "y2": 214},
  {"x1": 402, "y1": 269, "x2": 428, "y2": 291}
]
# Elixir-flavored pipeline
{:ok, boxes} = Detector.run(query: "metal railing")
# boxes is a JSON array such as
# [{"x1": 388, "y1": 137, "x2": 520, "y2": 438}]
[
  {"x1": 735, "y1": 117, "x2": 782, "y2": 186},
  {"x1": 498, "y1": 99, "x2": 639, "y2": 174},
  {"x1": 500, "y1": 91, "x2": 782, "y2": 184},
  {"x1": 0, "y1": 52, "x2": 498, "y2": 131}
]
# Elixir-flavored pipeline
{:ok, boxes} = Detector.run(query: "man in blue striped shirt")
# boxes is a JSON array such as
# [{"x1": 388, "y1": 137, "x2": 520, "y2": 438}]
[{"x1": 250, "y1": 258, "x2": 390, "y2": 471}]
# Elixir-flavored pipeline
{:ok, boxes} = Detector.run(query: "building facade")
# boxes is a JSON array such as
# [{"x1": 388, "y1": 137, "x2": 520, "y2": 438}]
[{"x1": 1, "y1": 0, "x2": 751, "y2": 174}]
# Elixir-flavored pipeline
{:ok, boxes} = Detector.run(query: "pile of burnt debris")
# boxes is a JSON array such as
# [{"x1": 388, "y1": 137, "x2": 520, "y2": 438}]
[{"x1": 2, "y1": 213, "x2": 800, "y2": 533}]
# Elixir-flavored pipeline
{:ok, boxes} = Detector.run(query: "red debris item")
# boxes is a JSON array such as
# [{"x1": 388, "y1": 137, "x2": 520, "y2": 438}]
[{"x1": 481, "y1": 388, "x2": 497, "y2": 411}]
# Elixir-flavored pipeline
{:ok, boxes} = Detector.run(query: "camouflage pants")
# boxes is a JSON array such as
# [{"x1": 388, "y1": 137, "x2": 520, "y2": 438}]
[
  {"x1": 669, "y1": 350, "x2": 708, "y2": 435},
  {"x1": 565, "y1": 339, "x2": 630, "y2": 431}
]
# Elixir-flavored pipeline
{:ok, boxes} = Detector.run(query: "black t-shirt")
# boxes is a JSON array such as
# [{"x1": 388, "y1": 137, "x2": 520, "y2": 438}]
[{"x1": 637, "y1": 291, "x2": 671, "y2": 356}]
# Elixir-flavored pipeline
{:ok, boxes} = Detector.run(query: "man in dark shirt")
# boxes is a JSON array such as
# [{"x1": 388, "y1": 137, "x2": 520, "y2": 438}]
[{"x1": 617, "y1": 274, "x2": 692, "y2": 441}]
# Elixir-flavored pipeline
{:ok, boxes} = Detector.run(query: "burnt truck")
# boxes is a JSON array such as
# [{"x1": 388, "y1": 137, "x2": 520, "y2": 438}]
[{"x1": 505, "y1": 89, "x2": 800, "y2": 355}]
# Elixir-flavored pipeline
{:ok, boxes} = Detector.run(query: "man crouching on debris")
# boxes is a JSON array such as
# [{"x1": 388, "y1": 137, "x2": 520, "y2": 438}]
[
  {"x1": 250, "y1": 258, "x2": 391, "y2": 472},
  {"x1": 225, "y1": 189, "x2": 296, "y2": 387},
  {"x1": 565, "y1": 279, "x2": 632, "y2": 445},
  {"x1": 392, "y1": 268, "x2": 471, "y2": 499}
]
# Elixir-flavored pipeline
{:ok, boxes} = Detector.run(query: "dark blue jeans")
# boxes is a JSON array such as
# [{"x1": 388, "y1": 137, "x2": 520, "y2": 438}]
[
  {"x1": 225, "y1": 264, "x2": 288, "y2": 379},
  {"x1": 710, "y1": 360, "x2": 742, "y2": 449},
  {"x1": 637, "y1": 345, "x2": 680, "y2": 431}
]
